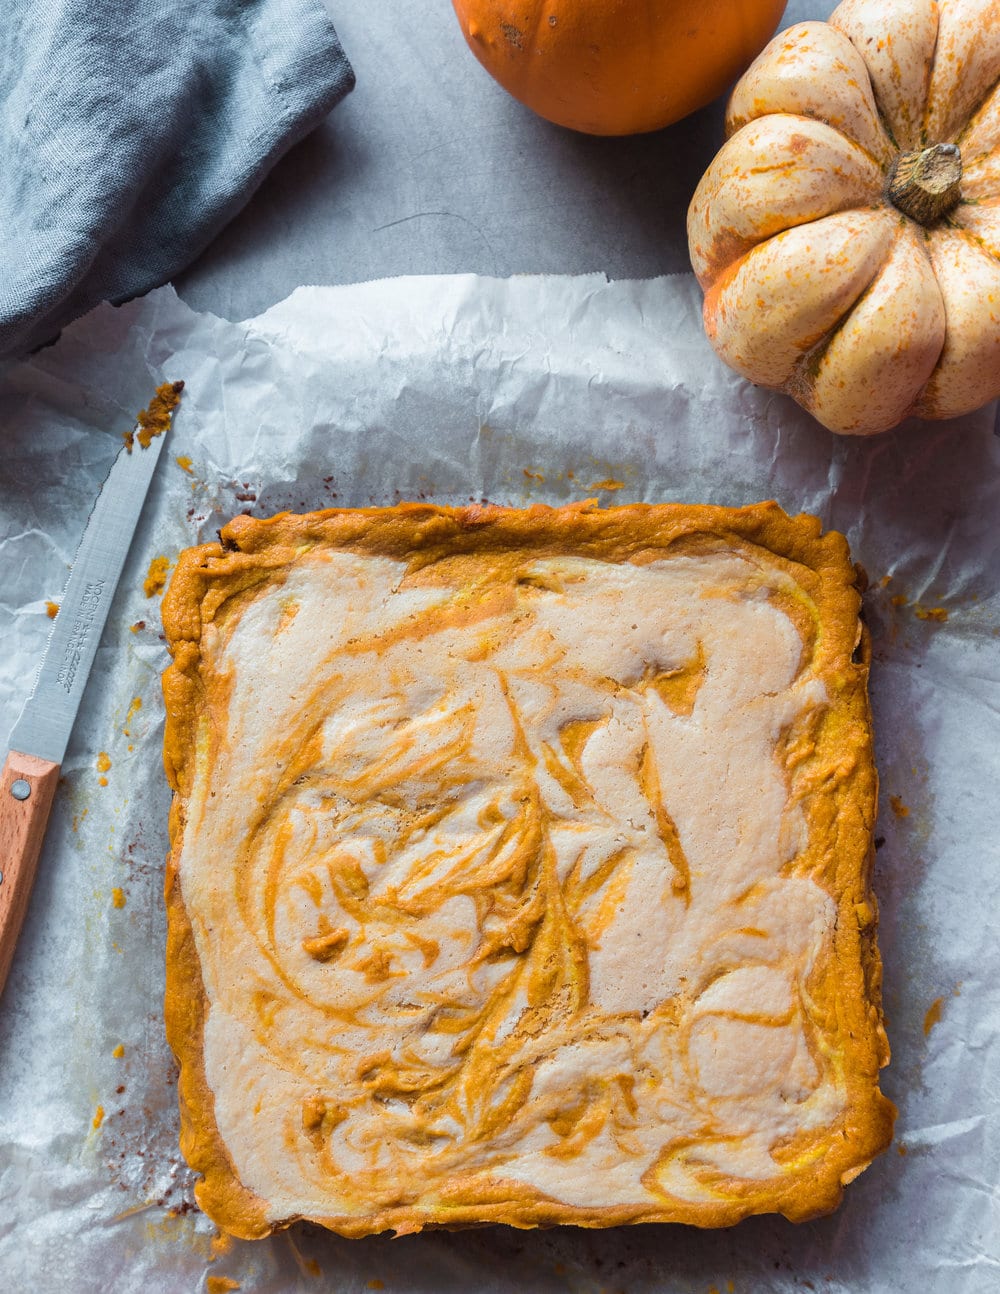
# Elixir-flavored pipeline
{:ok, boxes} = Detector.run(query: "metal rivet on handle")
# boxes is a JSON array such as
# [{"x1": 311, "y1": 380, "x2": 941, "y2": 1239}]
[{"x1": 10, "y1": 779, "x2": 31, "y2": 801}]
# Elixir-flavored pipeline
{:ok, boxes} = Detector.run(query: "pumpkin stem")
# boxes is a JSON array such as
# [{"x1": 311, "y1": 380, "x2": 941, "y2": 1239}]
[{"x1": 887, "y1": 144, "x2": 962, "y2": 226}]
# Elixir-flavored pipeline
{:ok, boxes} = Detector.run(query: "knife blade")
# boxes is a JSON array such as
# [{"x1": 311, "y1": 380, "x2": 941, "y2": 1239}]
[{"x1": 0, "y1": 381, "x2": 183, "y2": 998}]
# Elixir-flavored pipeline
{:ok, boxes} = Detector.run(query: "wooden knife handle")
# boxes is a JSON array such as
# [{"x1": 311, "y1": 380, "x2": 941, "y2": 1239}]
[{"x1": 0, "y1": 751, "x2": 60, "y2": 999}]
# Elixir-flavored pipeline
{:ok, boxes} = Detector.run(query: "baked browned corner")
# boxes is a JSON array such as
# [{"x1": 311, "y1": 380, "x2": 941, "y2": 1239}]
[{"x1": 161, "y1": 500, "x2": 894, "y2": 1239}]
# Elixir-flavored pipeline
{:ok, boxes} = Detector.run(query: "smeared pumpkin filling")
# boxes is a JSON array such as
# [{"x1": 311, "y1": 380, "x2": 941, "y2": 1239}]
[{"x1": 161, "y1": 501, "x2": 893, "y2": 1238}]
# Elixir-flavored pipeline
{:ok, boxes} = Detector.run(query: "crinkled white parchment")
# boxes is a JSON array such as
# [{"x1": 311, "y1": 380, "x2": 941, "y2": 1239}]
[{"x1": 0, "y1": 276, "x2": 998, "y2": 1293}]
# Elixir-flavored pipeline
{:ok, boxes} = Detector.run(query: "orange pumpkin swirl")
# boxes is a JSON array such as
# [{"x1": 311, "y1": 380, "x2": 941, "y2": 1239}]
[{"x1": 161, "y1": 501, "x2": 893, "y2": 1238}]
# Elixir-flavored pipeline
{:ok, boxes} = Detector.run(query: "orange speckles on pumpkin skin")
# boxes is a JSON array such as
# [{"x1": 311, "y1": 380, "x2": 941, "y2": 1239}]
[{"x1": 690, "y1": 4, "x2": 1000, "y2": 433}]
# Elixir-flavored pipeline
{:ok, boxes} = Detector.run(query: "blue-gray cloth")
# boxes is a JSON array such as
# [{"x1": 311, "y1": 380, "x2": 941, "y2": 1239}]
[{"x1": 1, "y1": 0, "x2": 354, "y2": 360}]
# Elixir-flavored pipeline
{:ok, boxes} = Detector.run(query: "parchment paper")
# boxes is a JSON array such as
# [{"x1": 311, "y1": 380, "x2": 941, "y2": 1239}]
[{"x1": 1, "y1": 275, "x2": 997, "y2": 1293}]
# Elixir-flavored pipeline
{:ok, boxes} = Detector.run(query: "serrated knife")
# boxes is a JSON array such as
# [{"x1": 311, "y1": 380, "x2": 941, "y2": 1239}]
[{"x1": 0, "y1": 384, "x2": 182, "y2": 999}]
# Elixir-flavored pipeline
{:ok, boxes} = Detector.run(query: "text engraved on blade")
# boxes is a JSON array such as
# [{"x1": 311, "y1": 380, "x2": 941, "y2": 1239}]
[{"x1": 56, "y1": 580, "x2": 106, "y2": 694}]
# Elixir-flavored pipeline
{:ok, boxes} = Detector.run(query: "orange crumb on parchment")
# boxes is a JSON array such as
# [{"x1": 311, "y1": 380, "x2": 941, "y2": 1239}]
[
  {"x1": 112, "y1": 1044, "x2": 125, "y2": 1059},
  {"x1": 898, "y1": 1143, "x2": 908, "y2": 1156},
  {"x1": 96, "y1": 752, "x2": 111, "y2": 772},
  {"x1": 923, "y1": 997, "x2": 944, "y2": 1036},
  {"x1": 176, "y1": 455, "x2": 194, "y2": 473},
  {"x1": 112, "y1": 888, "x2": 126, "y2": 910},
  {"x1": 144, "y1": 555, "x2": 171, "y2": 597},
  {"x1": 123, "y1": 380, "x2": 184, "y2": 451},
  {"x1": 889, "y1": 795, "x2": 910, "y2": 819},
  {"x1": 209, "y1": 1232, "x2": 234, "y2": 1261},
  {"x1": 588, "y1": 478, "x2": 624, "y2": 490},
  {"x1": 130, "y1": 620, "x2": 146, "y2": 633},
  {"x1": 523, "y1": 468, "x2": 544, "y2": 482},
  {"x1": 45, "y1": 600, "x2": 59, "y2": 619},
  {"x1": 206, "y1": 1278, "x2": 241, "y2": 1294},
  {"x1": 303, "y1": 1258, "x2": 322, "y2": 1277},
  {"x1": 888, "y1": 590, "x2": 948, "y2": 622},
  {"x1": 124, "y1": 696, "x2": 142, "y2": 735},
  {"x1": 92, "y1": 1105, "x2": 105, "y2": 1130}
]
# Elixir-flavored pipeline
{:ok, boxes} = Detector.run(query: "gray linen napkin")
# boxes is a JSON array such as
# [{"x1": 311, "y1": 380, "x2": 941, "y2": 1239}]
[{"x1": 0, "y1": 0, "x2": 354, "y2": 360}]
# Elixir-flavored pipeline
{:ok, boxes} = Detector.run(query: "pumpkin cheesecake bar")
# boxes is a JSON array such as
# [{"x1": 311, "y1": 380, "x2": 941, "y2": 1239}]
[{"x1": 161, "y1": 500, "x2": 893, "y2": 1238}]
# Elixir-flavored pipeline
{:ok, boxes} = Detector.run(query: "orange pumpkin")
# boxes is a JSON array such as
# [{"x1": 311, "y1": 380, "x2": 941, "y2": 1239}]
[{"x1": 451, "y1": 0, "x2": 790, "y2": 136}]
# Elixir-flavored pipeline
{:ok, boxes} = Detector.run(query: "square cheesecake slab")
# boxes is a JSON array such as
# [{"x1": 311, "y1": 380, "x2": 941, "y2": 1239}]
[{"x1": 161, "y1": 500, "x2": 893, "y2": 1238}]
